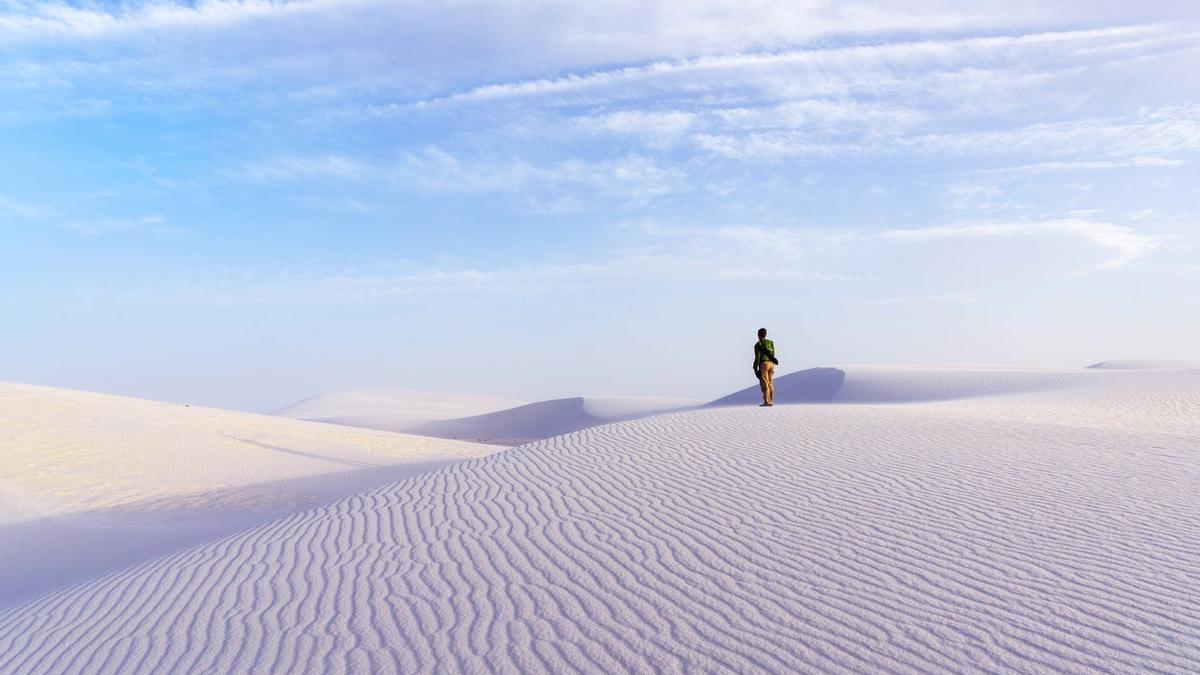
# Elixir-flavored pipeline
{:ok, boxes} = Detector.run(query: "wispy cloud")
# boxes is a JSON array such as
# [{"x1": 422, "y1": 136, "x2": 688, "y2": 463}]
[
  {"x1": 578, "y1": 111, "x2": 696, "y2": 148},
  {"x1": 65, "y1": 214, "x2": 169, "y2": 236},
  {"x1": 235, "y1": 155, "x2": 371, "y2": 183},
  {"x1": 863, "y1": 292, "x2": 980, "y2": 306},
  {"x1": 0, "y1": 0, "x2": 335, "y2": 41},
  {"x1": 613, "y1": 222, "x2": 855, "y2": 282},
  {"x1": 942, "y1": 182, "x2": 1006, "y2": 212},
  {"x1": 127, "y1": 262, "x2": 597, "y2": 306},
  {"x1": 406, "y1": 25, "x2": 1163, "y2": 109},
  {"x1": 691, "y1": 104, "x2": 1200, "y2": 162},
  {"x1": 0, "y1": 195, "x2": 56, "y2": 219},
  {"x1": 14, "y1": 0, "x2": 1119, "y2": 106},
  {"x1": 880, "y1": 219, "x2": 1161, "y2": 269},
  {"x1": 972, "y1": 157, "x2": 1187, "y2": 175},
  {"x1": 392, "y1": 148, "x2": 687, "y2": 205},
  {"x1": 1, "y1": 197, "x2": 170, "y2": 235},
  {"x1": 234, "y1": 147, "x2": 688, "y2": 208},
  {"x1": 905, "y1": 105, "x2": 1200, "y2": 159}
]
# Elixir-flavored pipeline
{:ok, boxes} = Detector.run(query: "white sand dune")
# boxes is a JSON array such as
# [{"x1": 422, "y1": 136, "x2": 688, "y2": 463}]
[
  {"x1": 705, "y1": 363, "x2": 1194, "y2": 406},
  {"x1": 405, "y1": 396, "x2": 702, "y2": 445},
  {"x1": 274, "y1": 389, "x2": 527, "y2": 433},
  {"x1": 275, "y1": 390, "x2": 699, "y2": 445},
  {"x1": 1, "y1": 367, "x2": 1197, "y2": 673},
  {"x1": 0, "y1": 382, "x2": 498, "y2": 608}
]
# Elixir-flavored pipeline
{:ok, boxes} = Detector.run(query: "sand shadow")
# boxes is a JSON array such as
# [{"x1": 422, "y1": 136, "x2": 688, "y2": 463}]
[{"x1": 0, "y1": 458, "x2": 458, "y2": 612}]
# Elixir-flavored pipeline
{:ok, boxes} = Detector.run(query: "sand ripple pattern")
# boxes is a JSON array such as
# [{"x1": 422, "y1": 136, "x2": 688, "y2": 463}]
[{"x1": 1, "y1": 404, "x2": 1198, "y2": 673}]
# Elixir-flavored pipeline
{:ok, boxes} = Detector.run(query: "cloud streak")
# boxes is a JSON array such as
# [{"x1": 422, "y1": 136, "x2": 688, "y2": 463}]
[
  {"x1": 235, "y1": 148, "x2": 688, "y2": 208},
  {"x1": 0, "y1": 0, "x2": 336, "y2": 41},
  {"x1": 407, "y1": 24, "x2": 1162, "y2": 108},
  {"x1": 0, "y1": 195, "x2": 56, "y2": 219},
  {"x1": 881, "y1": 219, "x2": 1161, "y2": 269}
]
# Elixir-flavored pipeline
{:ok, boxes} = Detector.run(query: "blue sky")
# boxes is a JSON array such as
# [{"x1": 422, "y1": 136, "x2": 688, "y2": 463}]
[{"x1": 2, "y1": 1, "x2": 1198, "y2": 410}]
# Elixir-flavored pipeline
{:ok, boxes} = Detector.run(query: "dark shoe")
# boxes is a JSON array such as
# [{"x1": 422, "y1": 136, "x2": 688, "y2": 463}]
[{"x1": 759, "y1": 403, "x2": 771, "y2": 407}]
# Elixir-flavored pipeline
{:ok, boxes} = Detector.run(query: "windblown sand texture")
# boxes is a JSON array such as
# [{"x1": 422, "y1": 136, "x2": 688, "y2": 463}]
[{"x1": 1, "y1": 366, "x2": 1197, "y2": 673}]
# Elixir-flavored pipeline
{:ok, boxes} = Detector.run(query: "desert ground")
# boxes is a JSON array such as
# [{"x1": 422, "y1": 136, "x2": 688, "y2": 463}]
[{"x1": 1, "y1": 361, "x2": 1197, "y2": 673}]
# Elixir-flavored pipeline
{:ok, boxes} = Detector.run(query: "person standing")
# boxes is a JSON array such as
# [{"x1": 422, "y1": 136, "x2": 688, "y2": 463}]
[{"x1": 754, "y1": 327, "x2": 779, "y2": 407}]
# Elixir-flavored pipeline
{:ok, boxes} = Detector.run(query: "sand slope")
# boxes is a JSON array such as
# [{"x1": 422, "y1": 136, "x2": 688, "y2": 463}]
[
  {"x1": 0, "y1": 382, "x2": 497, "y2": 608},
  {"x1": 2, "y1": 369, "x2": 1197, "y2": 673}
]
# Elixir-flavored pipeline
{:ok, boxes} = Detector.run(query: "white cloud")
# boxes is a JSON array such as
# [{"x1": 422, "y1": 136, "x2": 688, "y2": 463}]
[
  {"x1": 1, "y1": 1, "x2": 1090, "y2": 61},
  {"x1": 880, "y1": 219, "x2": 1160, "y2": 269},
  {"x1": 0, "y1": 0, "x2": 1056, "y2": 109},
  {"x1": 974, "y1": 157, "x2": 1187, "y2": 175},
  {"x1": 942, "y1": 182, "x2": 1005, "y2": 212},
  {"x1": 0, "y1": 0, "x2": 337, "y2": 41},
  {"x1": 64, "y1": 214, "x2": 168, "y2": 235},
  {"x1": 8, "y1": 3, "x2": 1198, "y2": 182},
  {"x1": 672, "y1": 98, "x2": 926, "y2": 159},
  {"x1": 236, "y1": 155, "x2": 372, "y2": 183},
  {"x1": 4, "y1": 0, "x2": 1195, "y2": 152},
  {"x1": 553, "y1": 155, "x2": 684, "y2": 203},
  {"x1": 229, "y1": 147, "x2": 687, "y2": 208},
  {"x1": 864, "y1": 292, "x2": 980, "y2": 306},
  {"x1": 692, "y1": 132, "x2": 853, "y2": 160},
  {"x1": 119, "y1": 262, "x2": 595, "y2": 305},
  {"x1": 689, "y1": 103, "x2": 1200, "y2": 162},
  {"x1": 580, "y1": 111, "x2": 695, "y2": 148},
  {"x1": 612, "y1": 222, "x2": 855, "y2": 282},
  {"x1": 234, "y1": 149, "x2": 539, "y2": 194},
  {"x1": 0, "y1": 195, "x2": 56, "y2": 219},
  {"x1": 406, "y1": 24, "x2": 1167, "y2": 109},
  {"x1": 709, "y1": 100, "x2": 923, "y2": 133},
  {"x1": 906, "y1": 105, "x2": 1200, "y2": 158},
  {"x1": 392, "y1": 147, "x2": 533, "y2": 194},
  {"x1": 383, "y1": 148, "x2": 685, "y2": 206}
]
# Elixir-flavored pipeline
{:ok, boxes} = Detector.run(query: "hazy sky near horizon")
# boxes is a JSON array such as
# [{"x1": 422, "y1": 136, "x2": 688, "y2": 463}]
[{"x1": 2, "y1": 0, "x2": 1199, "y2": 411}]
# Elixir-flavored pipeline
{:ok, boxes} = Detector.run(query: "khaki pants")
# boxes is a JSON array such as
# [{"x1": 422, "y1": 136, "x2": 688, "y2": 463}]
[{"x1": 758, "y1": 361, "x2": 775, "y2": 405}]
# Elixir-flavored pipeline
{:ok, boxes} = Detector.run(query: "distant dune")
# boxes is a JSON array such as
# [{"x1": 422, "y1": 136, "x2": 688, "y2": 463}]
[
  {"x1": 276, "y1": 391, "x2": 702, "y2": 445},
  {"x1": 3, "y1": 366, "x2": 1197, "y2": 672},
  {"x1": 705, "y1": 363, "x2": 1191, "y2": 405},
  {"x1": 273, "y1": 389, "x2": 527, "y2": 432},
  {"x1": 406, "y1": 396, "x2": 702, "y2": 444},
  {"x1": 1088, "y1": 358, "x2": 1200, "y2": 370}
]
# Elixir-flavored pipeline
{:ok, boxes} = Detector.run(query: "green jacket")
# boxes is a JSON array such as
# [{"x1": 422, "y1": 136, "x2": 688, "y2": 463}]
[{"x1": 754, "y1": 339, "x2": 777, "y2": 367}]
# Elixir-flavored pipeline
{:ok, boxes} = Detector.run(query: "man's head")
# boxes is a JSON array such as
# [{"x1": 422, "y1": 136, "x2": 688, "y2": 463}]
[{"x1": 757, "y1": 327, "x2": 767, "y2": 339}]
